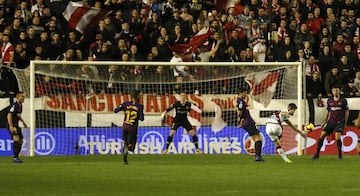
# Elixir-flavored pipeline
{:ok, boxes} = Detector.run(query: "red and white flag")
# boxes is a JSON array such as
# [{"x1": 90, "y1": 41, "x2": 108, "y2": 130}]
[
  {"x1": 215, "y1": 0, "x2": 235, "y2": 11},
  {"x1": 245, "y1": 72, "x2": 279, "y2": 108},
  {"x1": 171, "y1": 27, "x2": 212, "y2": 55},
  {"x1": 63, "y1": 1, "x2": 112, "y2": 34}
]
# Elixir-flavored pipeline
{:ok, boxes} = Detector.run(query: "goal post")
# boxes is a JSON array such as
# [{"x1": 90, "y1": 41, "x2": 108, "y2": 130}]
[{"x1": 21, "y1": 60, "x2": 304, "y2": 156}]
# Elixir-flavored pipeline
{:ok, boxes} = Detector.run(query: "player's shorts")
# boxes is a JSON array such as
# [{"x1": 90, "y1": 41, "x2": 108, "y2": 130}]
[
  {"x1": 243, "y1": 123, "x2": 260, "y2": 136},
  {"x1": 7, "y1": 126, "x2": 23, "y2": 140},
  {"x1": 171, "y1": 119, "x2": 193, "y2": 131},
  {"x1": 122, "y1": 124, "x2": 138, "y2": 148},
  {"x1": 266, "y1": 123, "x2": 282, "y2": 141},
  {"x1": 323, "y1": 121, "x2": 345, "y2": 135}
]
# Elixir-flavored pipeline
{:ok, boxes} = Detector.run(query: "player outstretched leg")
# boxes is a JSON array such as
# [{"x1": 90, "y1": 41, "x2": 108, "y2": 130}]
[
  {"x1": 277, "y1": 147, "x2": 292, "y2": 163},
  {"x1": 272, "y1": 138, "x2": 292, "y2": 163},
  {"x1": 312, "y1": 133, "x2": 326, "y2": 160}
]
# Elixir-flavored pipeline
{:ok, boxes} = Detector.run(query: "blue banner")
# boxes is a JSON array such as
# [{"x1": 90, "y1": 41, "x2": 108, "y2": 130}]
[{"x1": 0, "y1": 126, "x2": 276, "y2": 156}]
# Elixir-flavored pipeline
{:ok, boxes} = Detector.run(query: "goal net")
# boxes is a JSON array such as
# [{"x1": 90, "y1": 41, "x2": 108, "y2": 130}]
[{"x1": 12, "y1": 61, "x2": 304, "y2": 156}]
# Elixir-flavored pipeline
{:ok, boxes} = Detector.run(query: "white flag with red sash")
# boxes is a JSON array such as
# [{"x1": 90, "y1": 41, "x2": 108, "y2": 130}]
[
  {"x1": 63, "y1": 1, "x2": 112, "y2": 34},
  {"x1": 245, "y1": 72, "x2": 279, "y2": 107},
  {"x1": 171, "y1": 27, "x2": 212, "y2": 55}
]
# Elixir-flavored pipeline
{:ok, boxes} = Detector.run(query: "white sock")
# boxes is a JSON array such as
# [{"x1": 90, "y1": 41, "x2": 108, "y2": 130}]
[{"x1": 277, "y1": 148, "x2": 289, "y2": 161}]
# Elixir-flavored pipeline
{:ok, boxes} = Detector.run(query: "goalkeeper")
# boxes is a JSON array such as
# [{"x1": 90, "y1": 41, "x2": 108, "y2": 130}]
[
  {"x1": 161, "y1": 91, "x2": 202, "y2": 154},
  {"x1": 7, "y1": 91, "x2": 27, "y2": 163},
  {"x1": 114, "y1": 90, "x2": 144, "y2": 164},
  {"x1": 265, "y1": 103, "x2": 306, "y2": 163}
]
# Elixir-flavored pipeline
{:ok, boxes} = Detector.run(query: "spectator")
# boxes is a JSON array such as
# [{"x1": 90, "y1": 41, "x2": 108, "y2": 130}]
[
  {"x1": 128, "y1": 43, "x2": 144, "y2": 61},
  {"x1": 305, "y1": 12, "x2": 322, "y2": 35},
  {"x1": 294, "y1": 23, "x2": 315, "y2": 51},
  {"x1": 252, "y1": 36, "x2": 266, "y2": 62},
  {"x1": 45, "y1": 19, "x2": 59, "y2": 36},
  {"x1": 351, "y1": 36, "x2": 360, "y2": 62},
  {"x1": 168, "y1": 24, "x2": 186, "y2": 46},
  {"x1": 277, "y1": 19, "x2": 289, "y2": 43},
  {"x1": 65, "y1": 31, "x2": 80, "y2": 51},
  {"x1": 239, "y1": 5, "x2": 252, "y2": 30},
  {"x1": 277, "y1": 36, "x2": 295, "y2": 62},
  {"x1": 354, "y1": 69, "x2": 360, "y2": 92},
  {"x1": 343, "y1": 44, "x2": 359, "y2": 69},
  {"x1": 47, "y1": 32, "x2": 65, "y2": 60},
  {"x1": 338, "y1": 54, "x2": 355, "y2": 84},
  {"x1": 224, "y1": 45, "x2": 240, "y2": 62},
  {"x1": 103, "y1": 65, "x2": 124, "y2": 94},
  {"x1": 332, "y1": 34, "x2": 346, "y2": 59},
  {"x1": 96, "y1": 43, "x2": 116, "y2": 61},
  {"x1": 227, "y1": 21, "x2": 247, "y2": 54},
  {"x1": 306, "y1": 71, "x2": 325, "y2": 124},
  {"x1": 302, "y1": 40, "x2": 313, "y2": 59},
  {"x1": 18, "y1": 1, "x2": 32, "y2": 25},
  {"x1": 13, "y1": 43, "x2": 30, "y2": 69},
  {"x1": 246, "y1": 18, "x2": 262, "y2": 48},
  {"x1": 318, "y1": 27, "x2": 332, "y2": 45},
  {"x1": 145, "y1": 12, "x2": 162, "y2": 46},
  {"x1": 156, "y1": 36, "x2": 172, "y2": 61},
  {"x1": 323, "y1": 66, "x2": 343, "y2": 97},
  {"x1": 342, "y1": 79, "x2": 360, "y2": 98},
  {"x1": 30, "y1": 16, "x2": 45, "y2": 35},
  {"x1": 318, "y1": 45, "x2": 336, "y2": 80},
  {"x1": 305, "y1": 55, "x2": 320, "y2": 78},
  {"x1": 31, "y1": 0, "x2": 45, "y2": 16},
  {"x1": 336, "y1": 20, "x2": 352, "y2": 43}
]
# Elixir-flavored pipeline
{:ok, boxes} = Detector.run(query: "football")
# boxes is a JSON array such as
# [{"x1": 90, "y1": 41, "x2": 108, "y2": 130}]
[{"x1": 305, "y1": 123, "x2": 314, "y2": 132}]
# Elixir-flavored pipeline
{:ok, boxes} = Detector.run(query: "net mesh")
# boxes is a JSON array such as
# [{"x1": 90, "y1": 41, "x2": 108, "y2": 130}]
[{"x1": 10, "y1": 61, "x2": 302, "y2": 156}]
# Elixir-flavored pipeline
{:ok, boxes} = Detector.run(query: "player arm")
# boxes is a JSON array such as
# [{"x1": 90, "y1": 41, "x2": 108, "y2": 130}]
[
  {"x1": 139, "y1": 105, "x2": 145, "y2": 121},
  {"x1": 161, "y1": 104, "x2": 174, "y2": 118},
  {"x1": 237, "y1": 110, "x2": 243, "y2": 125},
  {"x1": 19, "y1": 117, "x2": 27, "y2": 128},
  {"x1": 7, "y1": 113, "x2": 15, "y2": 132},
  {"x1": 321, "y1": 111, "x2": 330, "y2": 127},
  {"x1": 114, "y1": 104, "x2": 124, "y2": 113},
  {"x1": 344, "y1": 109, "x2": 349, "y2": 125},
  {"x1": 285, "y1": 119, "x2": 305, "y2": 137}
]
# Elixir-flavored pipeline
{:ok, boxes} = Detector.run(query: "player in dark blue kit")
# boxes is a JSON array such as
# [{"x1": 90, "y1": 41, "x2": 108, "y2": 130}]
[
  {"x1": 114, "y1": 90, "x2": 144, "y2": 164},
  {"x1": 7, "y1": 91, "x2": 27, "y2": 163},
  {"x1": 312, "y1": 85, "x2": 349, "y2": 160},
  {"x1": 161, "y1": 91, "x2": 202, "y2": 154},
  {"x1": 237, "y1": 88, "x2": 264, "y2": 161}
]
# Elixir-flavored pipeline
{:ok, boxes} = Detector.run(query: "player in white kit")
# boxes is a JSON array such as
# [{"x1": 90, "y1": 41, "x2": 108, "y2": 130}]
[{"x1": 266, "y1": 103, "x2": 306, "y2": 163}]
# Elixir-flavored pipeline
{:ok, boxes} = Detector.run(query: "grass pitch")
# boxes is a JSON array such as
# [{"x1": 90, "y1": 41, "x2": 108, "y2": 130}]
[{"x1": 1, "y1": 154, "x2": 360, "y2": 196}]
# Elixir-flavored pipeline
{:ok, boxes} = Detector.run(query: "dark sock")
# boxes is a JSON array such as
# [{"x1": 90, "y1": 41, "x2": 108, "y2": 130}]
[
  {"x1": 166, "y1": 136, "x2": 173, "y2": 149},
  {"x1": 255, "y1": 141, "x2": 262, "y2": 156},
  {"x1": 315, "y1": 136, "x2": 326, "y2": 156},
  {"x1": 336, "y1": 139, "x2": 342, "y2": 157},
  {"x1": 13, "y1": 141, "x2": 22, "y2": 159},
  {"x1": 123, "y1": 145, "x2": 128, "y2": 163},
  {"x1": 192, "y1": 135, "x2": 199, "y2": 149}
]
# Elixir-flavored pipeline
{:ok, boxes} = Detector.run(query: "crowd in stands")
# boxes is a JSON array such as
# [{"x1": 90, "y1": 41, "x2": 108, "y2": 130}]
[{"x1": 0, "y1": 0, "x2": 360, "y2": 98}]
